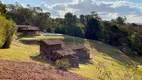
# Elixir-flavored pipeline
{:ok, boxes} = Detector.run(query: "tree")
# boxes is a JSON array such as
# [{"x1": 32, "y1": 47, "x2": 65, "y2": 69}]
[
  {"x1": 85, "y1": 17, "x2": 101, "y2": 40},
  {"x1": 0, "y1": 3, "x2": 7, "y2": 16},
  {"x1": 111, "y1": 17, "x2": 126, "y2": 25},
  {"x1": 0, "y1": 3, "x2": 17, "y2": 48},
  {"x1": 84, "y1": 12, "x2": 101, "y2": 40},
  {"x1": 15, "y1": 2, "x2": 22, "y2": 9},
  {"x1": 0, "y1": 15, "x2": 17, "y2": 48},
  {"x1": 116, "y1": 17, "x2": 126, "y2": 25},
  {"x1": 80, "y1": 15, "x2": 86, "y2": 24},
  {"x1": 129, "y1": 30, "x2": 142, "y2": 55},
  {"x1": 91, "y1": 11, "x2": 101, "y2": 20},
  {"x1": 55, "y1": 59, "x2": 70, "y2": 71},
  {"x1": 7, "y1": 4, "x2": 17, "y2": 11},
  {"x1": 55, "y1": 24, "x2": 67, "y2": 34},
  {"x1": 7, "y1": 4, "x2": 53, "y2": 32},
  {"x1": 65, "y1": 12, "x2": 76, "y2": 25}
]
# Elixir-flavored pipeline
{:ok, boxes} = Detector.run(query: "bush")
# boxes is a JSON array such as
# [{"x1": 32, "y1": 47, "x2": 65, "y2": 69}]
[
  {"x1": 55, "y1": 59, "x2": 70, "y2": 71},
  {"x1": 129, "y1": 32, "x2": 142, "y2": 55},
  {"x1": 55, "y1": 24, "x2": 67, "y2": 34},
  {"x1": 0, "y1": 15, "x2": 16, "y2": 48}
]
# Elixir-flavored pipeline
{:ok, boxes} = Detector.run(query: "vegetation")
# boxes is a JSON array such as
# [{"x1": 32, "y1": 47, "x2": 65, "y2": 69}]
[
  {"x1": 7, "y1": 3, "x2": 55, "y2": 32},
  {"x1": 1, "y1": 35, "x2": 142, "y2": 80},
  {"x1": 0, "y1": 1, "x2": 142, "y2": 80},
  {"x1": 0, "y1": 3, "x2": 16, "y2": 48},
  {"x1": 5, "y1": 2, "x2": 142, "y2": 56},
  {"x1": 0, "y1": 3, "x2": 7, "y2": 16},
  {"x1": 55, "y1": 59, "x2": 70, "y2": 71}
]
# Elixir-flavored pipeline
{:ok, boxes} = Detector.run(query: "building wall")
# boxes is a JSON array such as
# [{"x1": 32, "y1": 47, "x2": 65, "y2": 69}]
[
  {"x1": 68, "y1": 57, "x2": 79, "y2": 68},
  {"x1": 24, "y1": 31, "x2": 40, "y2": 36},
  {"x1": 40, "y1": 41, "x2": 90, "y2": 68},
  {"x1": 40, "y1": 41, "x2": 50, "y2": 59},
  {"x1": 62, "y1": 55, "x2": 79, "y2": 68},
  {"x1": 40, "y1": 41, "x2": 62, "y2": 61},
  {"x1": 74, "y1": 49, "x2": 90, "y2": 59},
  {"x1": 17, "y1": 27, "x2": 27, "y2": 32}
]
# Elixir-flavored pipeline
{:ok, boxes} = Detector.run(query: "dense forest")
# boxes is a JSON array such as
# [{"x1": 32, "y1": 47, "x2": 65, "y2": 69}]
[{"x1": 1, "y1": 2, "x2": 142, "y2": 56}]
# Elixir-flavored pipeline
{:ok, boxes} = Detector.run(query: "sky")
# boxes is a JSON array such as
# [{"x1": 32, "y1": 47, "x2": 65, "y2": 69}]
[{"x1": 1, "y1": 0, "x2": 142, "y2": 23}]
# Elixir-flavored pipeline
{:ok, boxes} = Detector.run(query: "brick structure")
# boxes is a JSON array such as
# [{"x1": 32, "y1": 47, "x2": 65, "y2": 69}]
[
  {"x1": 39, "y1": 39, "x2": 90, "y2": 68},
  {"x1": 17, "y1": 25, "x2": 40, "y2": 36}
]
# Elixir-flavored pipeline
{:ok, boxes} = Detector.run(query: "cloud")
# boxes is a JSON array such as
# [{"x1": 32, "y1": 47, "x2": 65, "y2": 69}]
[
  {"x1": 126, "y1": 14, "x2": 142, "y2": 23},
  {"x1": 39, "y1": 0, "x2": 142, "y2": 23}
]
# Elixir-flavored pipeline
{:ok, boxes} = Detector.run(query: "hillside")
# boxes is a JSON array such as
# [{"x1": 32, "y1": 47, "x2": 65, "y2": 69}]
[
  {"x1": 0, "y1": 60, "x2": 87, "y2": 80},
  {"x1": 0, "y1": 35, "x2": 142, "y2": 80}
]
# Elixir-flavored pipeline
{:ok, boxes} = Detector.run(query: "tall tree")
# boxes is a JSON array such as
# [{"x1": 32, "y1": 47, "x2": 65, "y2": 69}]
[
  {"x1": 85, "y1": 18, "x2": 100, "y2": 40},
  {"x1": 0, "y1": 3, "x2": 17, "y2": 48},
  {"x1": 111, "y1": 16, "x2": 126, "y2": 25},
  {"x1": 80, "y1": 15, "x2": 86, "y2": 24},
  {"x1": 65, "y1": 12, "x2": 76, "y2": 25},
  {"x1": 85, "y1": 12, "x2": 101, "y2": 40},
  {"x1": 116, "y1": 17, "x2": 126, "y2": 25},
  {"x1": 0, "y1": 3, "x2": 7, "y2": 16}
]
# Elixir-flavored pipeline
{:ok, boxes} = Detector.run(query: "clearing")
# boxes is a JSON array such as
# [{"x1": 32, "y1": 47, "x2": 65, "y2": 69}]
[{"x1": 0, "y1": 35, "x2": 142, "y2": 80}]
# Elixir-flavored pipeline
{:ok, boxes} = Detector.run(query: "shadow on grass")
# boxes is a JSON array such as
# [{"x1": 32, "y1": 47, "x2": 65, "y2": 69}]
[
  {"x1": 0, "y1": 48, "x2": 10, "y2": 50},
  {"x1": 88, "y1": 40, "x2": 142, "y2": 66},
  {"x1": 20, "y1": 38, "x2": 61, "y2": 45},
  {"x1": 30, "y1": 54, "x2": 93, "y2": 67},
  {"x1": 130, "y1": 56, "x2": 142, "y2": 65},
  {"x1": 63, "y1": 35, "x2": 85, "y2": 45},
  {"x1": 17, "y1": 33, "x2": 35, "y2": 39},
  {"x1": 20, "y1": 40, "x2": 39, "y2": 45},
  {"x1": 30, "y1": 55, "x2": 54, "y2": 65},
  {"x1": 19, "y1": 34, "x2": 85, "y2": 45},
  {"x1": 79, "y1": 58, "x2": 93, "y2": 65}
]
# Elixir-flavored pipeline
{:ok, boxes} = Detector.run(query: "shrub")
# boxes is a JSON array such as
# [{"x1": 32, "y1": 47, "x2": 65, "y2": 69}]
[
  {"x1": 0, "y1": 15, "x2": 16, "y2": 48},
  {"x1": 55, "y1": 24, "x2": 67, "y2": 34},
  {"x1": 55, "y1": 59, "x2": 70, "y2": 71},
  {"x1": 129, "y1": 32, "x2": 142, "y2": 55}
]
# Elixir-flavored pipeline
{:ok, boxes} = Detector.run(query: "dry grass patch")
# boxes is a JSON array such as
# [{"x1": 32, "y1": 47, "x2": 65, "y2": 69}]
[{"x1": 0, "y1": 60, "x2": 88, "y2": 80}]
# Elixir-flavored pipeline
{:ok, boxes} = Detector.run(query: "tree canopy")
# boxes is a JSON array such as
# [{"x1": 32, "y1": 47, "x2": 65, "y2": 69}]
[{"x1": 0, "y1": 3, "x2": 16, "y2": 48}]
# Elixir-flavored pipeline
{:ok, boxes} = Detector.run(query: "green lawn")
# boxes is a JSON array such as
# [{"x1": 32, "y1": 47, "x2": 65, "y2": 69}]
[{"x1": 0, "y1": 35, "x2": 142, "y2": 80}]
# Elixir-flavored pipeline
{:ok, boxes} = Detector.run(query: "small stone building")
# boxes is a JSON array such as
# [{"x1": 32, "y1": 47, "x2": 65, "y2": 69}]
[
  {"x1": 17, "y1": 25, "x2": 40, "y2": 36},
  {"x1": 40, "y1": 39, "x2": 64, "y2": 59},
  {"x1": 53, "y1": 50, "x2": 79, "y2": 67},
  {"x1": 64, "y1": 45, "x2": 90, "y2": 59},
  {"x1": 39, "y1": 39, "x2": 90, "y2": 67}
]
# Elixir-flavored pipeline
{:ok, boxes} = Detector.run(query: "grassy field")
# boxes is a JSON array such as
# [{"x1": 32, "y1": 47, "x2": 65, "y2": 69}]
[{"x1": 0, "y1": 35, "x2": 142, "y2": 80}]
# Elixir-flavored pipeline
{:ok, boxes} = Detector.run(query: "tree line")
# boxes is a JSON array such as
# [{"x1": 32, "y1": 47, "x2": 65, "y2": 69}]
[{"x1": 2, "y1": 3, "x2": 142, "y2": 56}]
